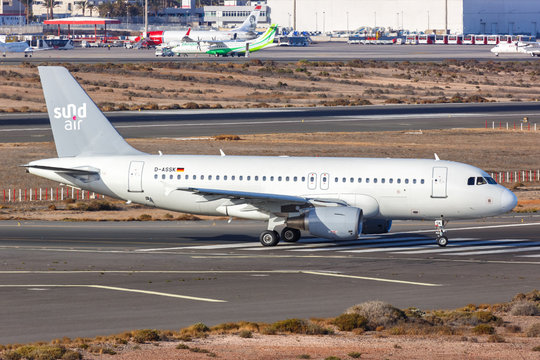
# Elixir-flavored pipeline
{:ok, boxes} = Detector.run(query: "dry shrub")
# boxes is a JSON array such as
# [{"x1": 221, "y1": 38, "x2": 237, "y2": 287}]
[
  {"x1": 264, "y1": 319, "x2": 332, "y2": 335},
  {"x1": 510, "y1": 301, "x2": 540, "y2": 316},
  {"x1": 179, "y1": 323, "x2": 210, "y2": 339},
  {"x1": 487, "y1": 334, "x2": 505, "y2": 343},
  {"x1": 346, "y1": 301, "x2": 406, "y2": 329},
  {"x1": 138, "y1": 214, "x2": 152, "y2": 221},
  {"x1": 333, "y1": 313, "x2": 368, "y2": 331},
  {"x1": 7, "y1": 345, "x2": 67, "y2": 360},
  {"x1": 132, "y1": 329, "x2": 160, "y2": 343},
  {"x1": 472, "y1": 324, "x2": 494, "y2": 335},
  {"x1": 504, "y1": 324, "x2": 521, "y2": 333},
  {"x1": 213, "y1": 134, "x2": 241, "y2": 141},
  {"x1": 526, "y1": 323, "x2": 540, "y2": 337}
]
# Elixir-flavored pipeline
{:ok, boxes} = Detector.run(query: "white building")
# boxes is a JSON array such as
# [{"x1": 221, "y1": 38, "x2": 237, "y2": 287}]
[
  {"x1": 266, "y1": 0, "x2": 540, "y2": 35},
  {"x1": 0, "y1": 0, "x2": 25, "y2": 25}
]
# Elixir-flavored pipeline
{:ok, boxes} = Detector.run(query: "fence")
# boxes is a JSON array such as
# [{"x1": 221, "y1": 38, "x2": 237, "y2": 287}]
[
  {"x1": 486, "y1": 120, "x2": 538, "y2": 131},
  {"x1": 490, "y1": 170, "x2": 540, "y2": 184},
  {"x1": 2, "y1": 187, "x2": 104, "y2": 203}
]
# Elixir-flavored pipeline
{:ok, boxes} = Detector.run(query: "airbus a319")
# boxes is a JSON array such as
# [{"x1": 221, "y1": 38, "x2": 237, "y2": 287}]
[{"x1": 27, "y1": 67, "x2": 518, "y2": 247}]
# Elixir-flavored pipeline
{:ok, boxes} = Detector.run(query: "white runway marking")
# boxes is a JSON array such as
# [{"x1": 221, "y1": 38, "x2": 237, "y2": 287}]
[
  {"x1": 137, "y1": 242, "x2": 258, "y2": 251},
  {"x1": 0, "y1": 284, "x2": 226, "y2": 302},
  {"x1": 391, "y1": 239, "x2": 530, "y2": 254},
  {"x1": 443, "y1": 245, "x2": 540, "y2": 256},
  {"x1": 301, "y1": 271, "x2": 442, "y2": 287}
]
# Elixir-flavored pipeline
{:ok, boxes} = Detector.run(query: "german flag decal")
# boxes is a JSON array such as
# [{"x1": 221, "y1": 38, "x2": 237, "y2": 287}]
[{"x1": 176, "y1": 168, "x2": 184, "y2": 172}]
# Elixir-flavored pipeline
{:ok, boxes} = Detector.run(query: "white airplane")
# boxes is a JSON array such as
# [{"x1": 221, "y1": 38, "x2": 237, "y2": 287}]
[
  {"x1": 135, "y1": 5, "x2": 262, "y2": 46},
  {"x1": 0, "y1": 40, "x2": 33, "y2": 57},
  {"x1": 27, "y1": 67, "x2": 518, "y2": 247},
  {"x1": 490, "y1": 41, "x2": 540, "y2": 57}
]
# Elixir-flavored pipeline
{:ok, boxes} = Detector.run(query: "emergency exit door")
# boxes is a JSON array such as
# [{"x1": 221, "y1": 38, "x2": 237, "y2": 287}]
[{"x1": 128, "y1": 161, "x2": 144, "y2": 192}]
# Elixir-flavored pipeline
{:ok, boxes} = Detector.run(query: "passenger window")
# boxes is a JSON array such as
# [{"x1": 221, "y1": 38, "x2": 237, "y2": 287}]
[
  {"x1": 302, "y1": 177, "x2": 306, "y2": 182},
  {"x1": 413, "y1": 179, "x2": 417, "y2": 184},
  {"x1": 169, "y1": 175, "x2": 173, "y2": 180},
  {"x1": 209, "y1": 175, "x2": 212, "y2": 180},
  {"x1": 216, "y1": 175, "x2": 219, "y2": 180},
  {"x1": 358, "y1": 178, "x2": 362, "y2": 183},
  {"x1": 335, "y1": 177, "x2": 339, "y2": 183},
  {"x1": 231, "y1": 175, "x2": 235, "y2": 180},
  {"x1": 397, "y1": 179, "x2": 401, "y2": 184},
  {"x1": 350, "y1": 177, "x2": 354, "y2": 183},
  {"x1": 476, "y1": 177, "x2": 486, "y2": 185},
  {"x1": 366, "y1": 178, "x2": 370, "y2": 183},
  {"x1": 278, "y1": 176, "x2": 282, "y2": 181},
  {"x1": 342, "y1": 177, "x2": 346, "y2": 183},
  {"x1": 201, "y1": 175, "x2": 204, "y2": 180},
  {"x1": 263, "y1": 176, "x2": 266, "y2": 181},
  {"x1": 255, "y1": 176, "x2": 259, "y2": 181},
  {"x1": 405, "y1": 179, "x2": 409, "y2": 184},
  {"x1": 177, "y1": 174, "x2": 181, "y2": 180},
  {"x1": 374, "y1": 178, "x2": 378, "y2": 183},
  {"x1": 270, "y1": 176, "x2": 274, "y2": 181},
  {"x1": 185, "y1": 175, "x2": 189, "y2": 180},
  {"x1": 154, "y1": 174, "x2": 158, "y2": 179},
  {"x1": 239, "y1": 176, "x2": 243, "y2": 181},
  {"x1": 381, "y1": 178, "x2": 385, "y2": 184},
  {"x1": 247, "y1": 176, "x2": 251, "y2": 181},
  {"x1": 224, "y1": 175, "x2": 227, "y2": 180},
  {"x1": 286, "y1": 176, "x2": 290, "y2": 181},
  {"x1": 421, "y1": 179, "x2": 425, "y2": 184},
  {"x1": 389, "y1": 178, "x2": 393, "y2": 184},
  {"x1": 193, "y1": 175, "x2": 197, "y2": 180},
  {"x1": 162, "y1": 174, "x2": 166, "y2": 179},
  {"x1": 293, "y1": 176, "x2": 298, "y2": 182}
]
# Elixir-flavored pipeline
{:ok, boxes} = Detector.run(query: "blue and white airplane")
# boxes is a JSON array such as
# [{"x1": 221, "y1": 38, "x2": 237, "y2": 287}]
[
  {"x1": 0, "y1": 40, "x2": 33, "y2": 57},
  {"x1": 26, "y1": 67, "x2": 518, "y2": 247}
]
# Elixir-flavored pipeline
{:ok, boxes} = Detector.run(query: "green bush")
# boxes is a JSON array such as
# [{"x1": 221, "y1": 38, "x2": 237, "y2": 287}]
[
  {"x1": 333, "y1": 313, "x2": 368, "y2": 331},
  {"x1": 348, "y1": 352, "x2": 362, "y2": 358},
  {"x1": 266, "y1": 319, "x2": 332, "y2": 335}
]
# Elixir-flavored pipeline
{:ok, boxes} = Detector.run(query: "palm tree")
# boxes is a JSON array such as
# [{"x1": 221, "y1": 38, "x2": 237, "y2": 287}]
[
  {"x1": 87, "y1": 2, "x2": 96, "y2": 17},
  {"x1": 75, "y1": 0, "x2": 87, "y2": 16},
  {"x1": 45, "y1": 0, "x2": 57, "y2": 19}
]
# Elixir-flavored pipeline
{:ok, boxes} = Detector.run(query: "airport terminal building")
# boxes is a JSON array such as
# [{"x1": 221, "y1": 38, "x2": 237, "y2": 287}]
[{"x1": 266, "y1": 0, "x2": 540, "y2": 35}]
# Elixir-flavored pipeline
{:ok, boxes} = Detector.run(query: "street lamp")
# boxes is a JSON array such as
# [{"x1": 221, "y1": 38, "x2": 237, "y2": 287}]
[
  {"x1": 323, "y1": 11, "x2": 325, "y2": 34},
  {"x1": 346, "y1": 11, "x2": 349, "y2": 34},
  {"x1": 288, "y1": 12, "x2": 291, "y2": 29},
  {"x1": 315, "y1": 12, "x2": 318, "y2": 32}
]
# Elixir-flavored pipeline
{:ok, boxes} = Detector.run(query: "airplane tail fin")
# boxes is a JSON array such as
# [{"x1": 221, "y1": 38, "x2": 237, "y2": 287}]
[
  {"x1": 38, "y1": 66, "x2": 142, "y2": 158},
  {"x1": 249, "y1": 24, "x2": 278, "y2": 50},
  {"x1": 235, "y1": 5, "x2": 261, "y2": 32}
]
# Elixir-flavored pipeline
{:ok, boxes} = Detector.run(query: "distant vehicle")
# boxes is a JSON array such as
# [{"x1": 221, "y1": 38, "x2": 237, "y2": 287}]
[
  {"x1": 0, "y1": 40, "x2": 33, "y2": 57},
  {"x1": 170, "y1": 41, "x2": 211, "y2": 56},
  {"x1": 277, "y1": 36, "x2": 309, "y2": 46},
  {"x1": 155, "y1": 47, "x2": 174, "y2": 57},
  {"x1": 490, "y1": 41, "x2": 540, "y2": 57},
  {"x1": 135, "y1": 5, "x2": 262, "y2": 46}
]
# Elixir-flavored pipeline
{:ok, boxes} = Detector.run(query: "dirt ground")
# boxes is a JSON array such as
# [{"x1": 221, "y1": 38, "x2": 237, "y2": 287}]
[{"x1": 1, "y1": 61, "x2": 540, "y2": 112}]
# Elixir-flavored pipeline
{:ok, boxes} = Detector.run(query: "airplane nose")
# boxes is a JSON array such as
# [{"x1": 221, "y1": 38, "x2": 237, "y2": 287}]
[{"x1": 501, "y1": 189, "x2": 518, "y2": 212}]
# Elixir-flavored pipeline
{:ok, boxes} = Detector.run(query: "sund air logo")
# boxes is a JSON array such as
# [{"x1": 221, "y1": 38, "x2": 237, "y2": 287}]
[{"x1": 53, "y1": 103, "x2": 87, "y2": 131}]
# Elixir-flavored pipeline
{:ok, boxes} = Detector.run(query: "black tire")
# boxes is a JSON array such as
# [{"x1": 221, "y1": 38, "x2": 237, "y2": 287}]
[
  {"x1": 437, "y1": 236, "x2": 448, "y2": 247},
  {"x1": 281, "y1": 227, "x2": 301, "y2": 242},
  {"x1": 260, "y1": 230, "x2": 280, "y2": 246}
]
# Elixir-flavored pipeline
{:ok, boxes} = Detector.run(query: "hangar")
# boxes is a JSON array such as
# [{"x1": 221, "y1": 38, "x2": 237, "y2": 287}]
[{"x1": 266, "y1": 0, "x2": 540, "y2": 35}]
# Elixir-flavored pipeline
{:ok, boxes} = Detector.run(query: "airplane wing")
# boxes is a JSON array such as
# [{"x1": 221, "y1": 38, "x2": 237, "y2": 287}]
[{"x1": 177, "y1": 187, "x2": 349, "y2": 207}]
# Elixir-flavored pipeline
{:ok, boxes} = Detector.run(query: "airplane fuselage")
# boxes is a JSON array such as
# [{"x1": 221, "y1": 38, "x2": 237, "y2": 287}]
[{"x1": 29, "y1": 155, "x2": 515, "y2": 222}]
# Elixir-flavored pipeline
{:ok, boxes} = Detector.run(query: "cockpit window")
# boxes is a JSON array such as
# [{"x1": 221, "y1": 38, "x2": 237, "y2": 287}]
[
  {"x1": 468, "y1": 177, "x2": 475, "y2": 185},
  {"x1": 476, "y1": 177, "x2": 487, "y2": 185},
  {"x1": 485, "y1": 177, "x2": 497, "y2": 184}
]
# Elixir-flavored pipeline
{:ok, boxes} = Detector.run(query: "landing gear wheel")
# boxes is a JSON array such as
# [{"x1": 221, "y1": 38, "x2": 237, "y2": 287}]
[
  {"x1": 281, "y1": 227, "x2": 301, "y2": 243},
  {"x1": 437, "y1": 236, "x2": 448, "y2": 247},
  {"x1": 260, "y1": 230, "x2": 280, "y2": 247}
]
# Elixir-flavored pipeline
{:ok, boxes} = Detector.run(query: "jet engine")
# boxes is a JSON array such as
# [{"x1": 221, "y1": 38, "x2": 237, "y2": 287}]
[
  {"x1": 287, "y1": 207, "x2": 363, "y2": 240},
  {"x1": 362, "y1": 219, "x2": 392, "y2": 234}
]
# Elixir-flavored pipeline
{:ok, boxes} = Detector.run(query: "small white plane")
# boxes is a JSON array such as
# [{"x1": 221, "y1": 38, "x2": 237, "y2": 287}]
[
  {"x1": 490, "y1": 41, "x2": 540, "y2": 57},
  {"x1": 27, "y1": 67, "x2": 518, "y2": 247},
  {"x1": 136, "y1": 5, "x2": 262, "y2": 46},
  {"x1": 0, "y1": 40, "x2": 33, "y2": 57}
]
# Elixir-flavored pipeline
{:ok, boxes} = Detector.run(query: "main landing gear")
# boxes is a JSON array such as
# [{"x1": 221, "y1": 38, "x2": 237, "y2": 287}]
[
  {"x1": 259, "y1": 218, "x2": 302, "y2": 247},
  {"x1": 435, "y1": 219, "x2": 448, "y2": 247}
]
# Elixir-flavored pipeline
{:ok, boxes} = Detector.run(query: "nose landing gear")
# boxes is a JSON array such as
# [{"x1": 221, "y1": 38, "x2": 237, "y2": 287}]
[{"x1": 435, "y1": 219, "x2": 448, "y2": 247}]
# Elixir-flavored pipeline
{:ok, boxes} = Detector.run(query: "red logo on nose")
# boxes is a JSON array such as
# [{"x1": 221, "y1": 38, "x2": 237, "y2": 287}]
[{"x1": 73, "y1": 116, "x2": 76, "y2": 121}]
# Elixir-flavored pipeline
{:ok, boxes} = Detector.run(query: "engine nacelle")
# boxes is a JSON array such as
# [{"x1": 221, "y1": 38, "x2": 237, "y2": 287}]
[
  {"x1": 287, "y1": 207, "x2": 363, "y2": 240},
  {"x1": 362, "y1": 219, "x2": 392, "y2": 234}
]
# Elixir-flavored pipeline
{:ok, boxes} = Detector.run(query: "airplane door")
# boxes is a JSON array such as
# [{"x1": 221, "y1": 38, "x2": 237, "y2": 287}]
[
  {"x1": 320, "y1": 173, "x2": 329, "y2": 190},
  {"x1": 307, "y1": 172, "x2": 317, "y2": 190},
  {"x1": 431, "y1": 167, "x2": 448, "y2": 198},
  {"x1": 128, "y1": 161, "x2": 144, "y2": 192}
]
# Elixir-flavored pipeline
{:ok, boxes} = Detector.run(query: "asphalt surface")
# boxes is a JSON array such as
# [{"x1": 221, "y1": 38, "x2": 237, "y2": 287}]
[
  {"x1": 0, "y1": 215, "x2": 539, "y2": 343},
  {"x1": 1, "y1": 102, "x2": 540, "y2": 142},
  {"x1": 1, "y1": 43, "x2": 538, "y2": 63}
]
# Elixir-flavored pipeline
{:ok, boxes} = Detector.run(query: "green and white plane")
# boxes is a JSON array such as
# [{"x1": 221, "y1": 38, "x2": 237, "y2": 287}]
[{"x1": 205, "y1": 24, "x2": 278, "y2": 57}]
